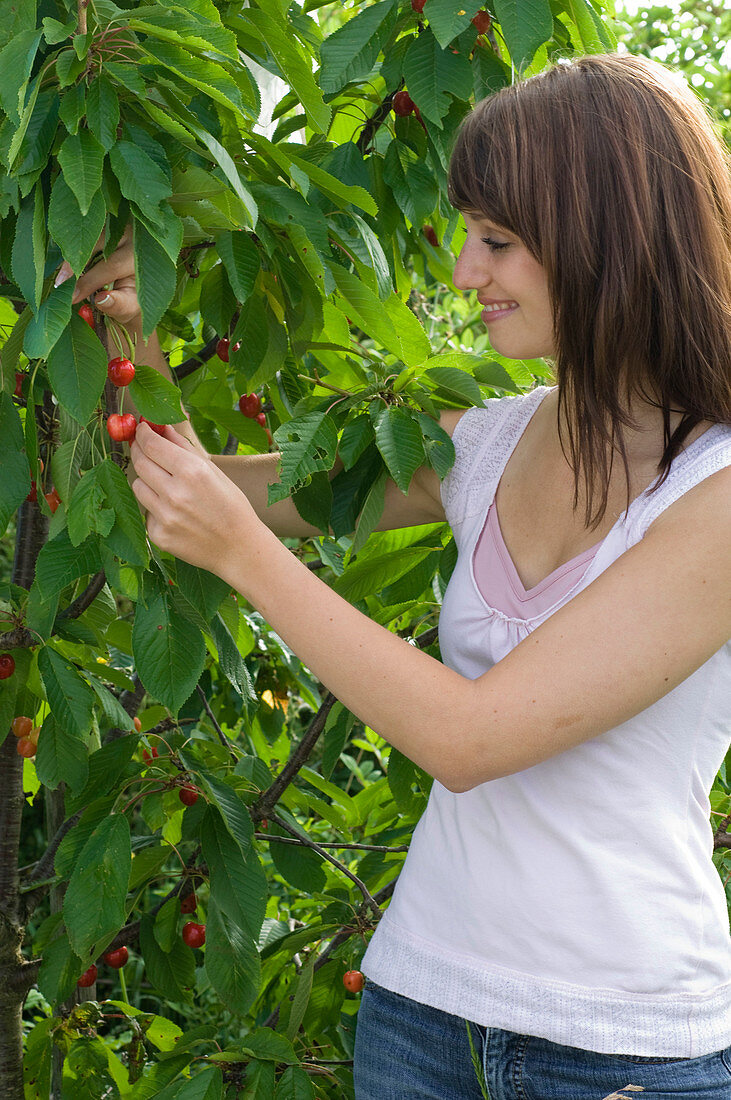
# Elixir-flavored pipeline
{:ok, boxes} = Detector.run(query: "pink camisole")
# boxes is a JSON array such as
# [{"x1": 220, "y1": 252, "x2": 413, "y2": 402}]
[{"x1": 473, "y1": 500, "x2": 602, "y2": 618}]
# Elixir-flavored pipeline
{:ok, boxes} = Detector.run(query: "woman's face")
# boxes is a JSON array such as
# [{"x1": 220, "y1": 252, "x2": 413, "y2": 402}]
[{"x1": 452, "y1": 212, "x2": 556, "y2": 360}]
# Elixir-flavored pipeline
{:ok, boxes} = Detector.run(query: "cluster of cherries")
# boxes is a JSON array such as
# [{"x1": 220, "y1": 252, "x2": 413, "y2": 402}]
[
  {"x1": 217, "y1": 337, "x2": 268, "y2": 429},
  {"x1": 104, "y1": 347, "x2": 166, "y2": 442},
  {"x1": 11, "y1": 715, "x2": 40, "y2": 758},
  {"x1": 77, "y1": 896, "x2": 206, "y2": 989}
]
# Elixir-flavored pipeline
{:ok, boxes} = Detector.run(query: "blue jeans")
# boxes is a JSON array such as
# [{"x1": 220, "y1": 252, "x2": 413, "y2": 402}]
[{"x1": 353, "y1": 981, "x2": 731, "y2": 1099}]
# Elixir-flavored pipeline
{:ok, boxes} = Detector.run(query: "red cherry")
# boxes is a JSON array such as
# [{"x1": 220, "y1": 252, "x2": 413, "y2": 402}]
[
  {"x1": 180, "y1": 892, "x2": 197, "y2": 915},
  {"x1": 179, "y1": 785, "x2": 199, "y2": 807},
  {"x1": 78, "y1": 303, "x2": 95, "y2": 329},
  {"x1": 103, "y1": 946, "x2": 128, "y2": 969},
  {"x1": 142, "y1": 746, "x2": 159, "y2": 765},
  {"x1": 16, "y1": 737, "x2": 36, "y2": 758},
  {"x1": 0, "y1": 654, "x2": 15, "y2": 680},
  {"x1": 44, "y1": 488, "x2": 61, "y2": 514},
  {"x1": 140, "y1": 418, "x2": 166, "y2": 436},
  {"x1": 182, "y1": 922, "x2": 206, "y2": 948},
  {"x1": 411, "y1": 0, "x2": 426, "y2": 10},
  {"x1": 264, "y1": 428, "x2": 273, "y2": 448},
  {"x1": 77, "y1": 964, "x2": 98, "y2": 988},
  {"x1": 107, "y1": 357, "x2": 136, "y2": 387},
  {"x1": 238, "y1": 393, "x2": 262, "y2": 418},
  {"x1": 106, "y1": 413, "x2": 137, "y2": 442},
  {"x1": 255, "y1": 411, "x2": 267, "y2": 426},
  {"x1": 216, "y1": 338, "x2": 230, "y2": 362},
  {"x1": 471, "y1": 8, "x2": 491, "y2": 33},
  {"x1": 14, "y1": 372, "x2": 24, "y2": 398},
  {"x1": 423, "y1": 226, "x2": 439, "y2": 247},
  {"x1": 26, "y1": 480, "x2": 37, "y2": 503},
  {"x1": 343, "y1": 970, "x2": 365, "y2": 993},
  {"x1": 392, "y1": 90, "x2": 415, "y2": 117}
]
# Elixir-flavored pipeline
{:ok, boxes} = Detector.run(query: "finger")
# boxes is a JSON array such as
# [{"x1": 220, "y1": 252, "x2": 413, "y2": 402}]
[
  {"x1": 92, "y1": 288, "x2": 141, "y2": 326},
  {"x1": 130, "y1": 440, "x2": 174, "y2": 490},
  {"x1": 130, "y1": 472, "x2": 161, "y2": 515},
  {"x1": 71, "y1": 241, "x2": 135, "y2": 304},
  {"x1": 135, "y1": 421, "x2": 200, "y2": 474}
]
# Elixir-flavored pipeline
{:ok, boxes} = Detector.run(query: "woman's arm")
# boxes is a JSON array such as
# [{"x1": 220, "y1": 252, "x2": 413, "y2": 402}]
[
  {"x1": 66, "y1": 237, "x2": 463, "y2": 537},
  {"x1": 129, "y1": 425, "x2": 731, "y2": 793}
]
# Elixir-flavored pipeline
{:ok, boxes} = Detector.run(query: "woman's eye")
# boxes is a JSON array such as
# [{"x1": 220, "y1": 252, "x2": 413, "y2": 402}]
[{"x1": 482, "y1": 237, "x2": 510, "y2": 252}]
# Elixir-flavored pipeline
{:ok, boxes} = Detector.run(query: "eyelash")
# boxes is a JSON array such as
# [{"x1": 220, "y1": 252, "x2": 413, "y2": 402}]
[{"x1": 482, "y1": 237, "x2": 510, "y2": 252}]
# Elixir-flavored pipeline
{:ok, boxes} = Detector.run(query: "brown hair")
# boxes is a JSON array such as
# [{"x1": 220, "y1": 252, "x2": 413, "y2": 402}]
[{"x1": 448, "y1": 52, "x2": 731, "y2": 526}]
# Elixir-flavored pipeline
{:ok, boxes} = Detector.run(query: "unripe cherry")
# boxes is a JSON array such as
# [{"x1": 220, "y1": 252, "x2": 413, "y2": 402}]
[{"x1": 12, "y1": 716, "x2": 33, "y2": 739}]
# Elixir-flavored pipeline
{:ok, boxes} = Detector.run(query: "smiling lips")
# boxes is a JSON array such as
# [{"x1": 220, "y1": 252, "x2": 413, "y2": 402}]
[{"x1": 479, "y1": 299, "x2": 518, "y2": 321}]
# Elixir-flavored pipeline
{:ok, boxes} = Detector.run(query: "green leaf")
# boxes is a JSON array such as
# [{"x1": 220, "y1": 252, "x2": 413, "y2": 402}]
[
  {"x1": 204, "y1": 900, "x2": 261, "y2": 1016},
  {"x1": 333, "y1": 545, "x2": 434, "y2": 601},
  {"x1": 34, "y1": 530, "x2": 104, "y2": 601},
  {"x1": 139, "y1": 915, "x2": 195, "y2": 1003},
  {"x1": 384, "y1": 140, "x2": 439, "y2": 227},
  {"x1": 331, "y1": 266, "x2": 402, "y2": 359},
  {"x1": 372, "y1": 405, "x2": 425, "y2": 495},
  {"x1": 382, "y1": 294, "x2": 431, "y2": 367},
  {"x1": 37, "y1": 935, "x2": 83, "y2": 1006},
  {"x1": 274, "y1": 1066, "x2": 315, "y2": 1100},
  {"x1": 141, "y1": 40, "x2": 250, "y2": 122},
  {"x1": 85, "y1": 75, "x2": 120, "y2": 152},
  {"x1": 402, "y1": 29, "x2": 473, "y2": 128},
  {"x1": 319, "y1": 0, "x2": 398, "y2": 95},
  {"x1": 210, "y1": 614, "x2": 256, "y2": 700},
  {"x1": 286, "y1": 954, "x2": 315, "y2": 1043},
  {"x1": 11, "y1": 182, "x2": 45, "y2": 313},
  {"x1": 45, "y1": 312, "x2": 107, "y2": 423},
  {"x1": 240, "y1": 9, "x2": 330, "y2": 133},
  {"x1": 425, "y1": 365, "x2": 483, "y2": 405},
  {"x1": 268, "y1": 824, "x2": 325, "y2": 893},
  {"x1": 63, "y1": 815, "x2": 131, "y2": 958},
  {"x1": 201, "y1": 807, "x2": 267, "y2": 940},
  {"x1": 23, "y1": 279, "x2": 75, "y2": 361},
  {"x1": 338, "y1": 414, "x2": 374, "y2": 471},
  {"x1": 93, "y1": 459, "x2": 150, "y2": 567},
  {"x1": 197, "y1": 775, "x2": 254, "y2": 856},
  {"x1": 492, "y1": 0, "x2": 553, "y2": 71},
  {"x1": 128, "y1": 362, "x2": 183, "y2": 423},
  {"x1": 58, "y1": 82, "x2": 86, "y2": 134},
  {"x1": 176, "y1": 563, "x2": 230, "y2": 621},
  {"x1": 351, "y1": 466, "x2": 387, "y2": 555},
  {"x1": 269, "y1": 413, "x2": 339, "y2": 504},
  {"x1": 38, "y1": 647, "x2": 95, "y2": 738},
  {"x1": 473, "y1": 358, "x2": 521, "y2": 393},
  {"x1": 48, "y1": 176, "x2": 106, "y2": 277},
  {"x1": 199, "y1": 263, "x2": 236, "y2": 337},
  {"x1": 154, "y1": 1067, "x2": 224, "y2": 1100},
  {"x1": 424, "y1": 0, "x2": 476, "y2": 48},
  {"x1": 109, "y1": 142, "x2": 172, "y2": 223},
  {"x1": 34, "y1": 713, "x2": 89, "y2": 792},
  {"x1": 134, "y1": 219, "x2": 177, "y2": 340},
  {"x1": 415, "y1": 411, "x2": 455, "y2": 479},
  {"x1": 0, "y1": 393, "x2": 31, "y2": 538},
  {"x1": 57, "y1": 131, "x2": 105, "y2": 216},
  {"x1": 66, "y1": 468, "x2": 115, "y2": 547},
  {"x1": 153, "y1": 898, "x2": 180, "y2": 953},
  {"x1": 0, "y1": 29, "x2": 42, "y2": 122},
  {"x1": 133, "y1": 591, "x2": 206, "y2": 714},
  {"x1": 239, "y1": 1061, "x2": 275, "y2": 1100},
  {"x1": 215, "y1": 231, "x2": 260, "y2": 304}
]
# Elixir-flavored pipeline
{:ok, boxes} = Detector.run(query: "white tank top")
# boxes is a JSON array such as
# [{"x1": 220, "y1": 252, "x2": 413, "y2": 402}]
[{"x1": 361, "y1": 386, "x2": 731, "y2": 1058}]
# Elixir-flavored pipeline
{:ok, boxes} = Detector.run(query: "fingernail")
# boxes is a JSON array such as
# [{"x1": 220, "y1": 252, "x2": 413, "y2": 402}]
[
  {"x1": 95, "y1": 294, "x2": 111, "y2": 306},
  {"x1": 54, "y1": 262, "x2": 73, "y2": 288}
]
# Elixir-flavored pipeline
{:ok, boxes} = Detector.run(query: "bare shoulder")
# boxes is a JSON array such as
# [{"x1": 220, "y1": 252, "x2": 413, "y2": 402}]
[
  {"x1": 439, "y1": 408, "x2": 470, "y2": 438},
  {"x1": 646, "y1": 462, "x2": 731, "y2": 539}
]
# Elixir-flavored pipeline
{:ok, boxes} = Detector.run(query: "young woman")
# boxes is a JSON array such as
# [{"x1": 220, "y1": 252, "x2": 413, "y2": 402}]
[{"x1": 66, "y1": 51, "x2": 731, "y2": 1100}]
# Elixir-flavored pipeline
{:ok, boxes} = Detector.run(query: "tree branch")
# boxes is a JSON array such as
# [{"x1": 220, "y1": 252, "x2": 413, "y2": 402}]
[
  {"x1": 55, "y1": 572, "x2": 107, "y2": 622},
  {"x1": 268, "y1": 812, "x2": 381, "y2": 919},
  {"x1": 255, "y1": 693, "x2": 337, "y2": 819},
  {"x1": 196, "y1": 685, "x2": 236, "y2": 759},
  {"x1": 254, "y1": 835, "x2": 408, "y2": 854},
  {"x1": 19, "y1": 811, "x2": 82, "y2": 919}
]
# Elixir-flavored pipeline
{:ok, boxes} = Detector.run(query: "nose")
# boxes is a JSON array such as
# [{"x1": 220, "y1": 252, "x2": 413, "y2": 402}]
[{"x1": 452, "y1": 234, "x2": 489, "y2": 293}]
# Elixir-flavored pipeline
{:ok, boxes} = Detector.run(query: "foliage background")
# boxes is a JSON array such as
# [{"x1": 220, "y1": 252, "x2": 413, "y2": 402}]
[{"x1": 0, "y1": 0, "x2": 729, "y2": 1097}]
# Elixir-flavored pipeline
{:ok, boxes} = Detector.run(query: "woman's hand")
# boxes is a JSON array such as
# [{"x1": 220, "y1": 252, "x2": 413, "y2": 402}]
[
  {"x1": 55, "y1": 226, "x2": 141, "y2": 328},
  {"x1": 130, "y1": 421, "x2": 260, "y2": 580}
]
